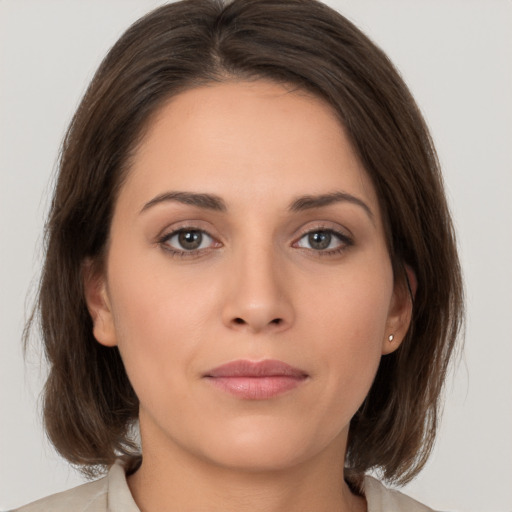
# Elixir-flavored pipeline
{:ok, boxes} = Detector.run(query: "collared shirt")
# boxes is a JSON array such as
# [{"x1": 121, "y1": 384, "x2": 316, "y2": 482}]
[{"x1": 13, "y1": 460, "x2": 435, "y2": 512}]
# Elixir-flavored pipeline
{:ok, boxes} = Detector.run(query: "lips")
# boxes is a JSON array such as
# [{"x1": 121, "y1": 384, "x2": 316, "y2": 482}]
[{"x1": 203, "y1": 359, "x2": 308, "y2": 400}]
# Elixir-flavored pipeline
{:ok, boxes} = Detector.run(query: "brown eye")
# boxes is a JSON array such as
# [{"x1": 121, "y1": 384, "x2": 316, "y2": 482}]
[
  {"x1": 163, "y1": 229, "x2": 214, "y2": 252},
  {"x1": 178, "y1": 230, "x2": 203, "y2": 250}
]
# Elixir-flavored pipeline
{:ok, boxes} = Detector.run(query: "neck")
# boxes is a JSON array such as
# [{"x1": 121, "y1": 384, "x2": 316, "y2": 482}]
[{"x1": 128, "y1": 427, "x2": 366, "y2": 512}]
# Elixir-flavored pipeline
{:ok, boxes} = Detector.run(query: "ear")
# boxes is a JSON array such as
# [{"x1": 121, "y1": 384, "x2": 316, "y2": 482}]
[
  {"x1": 82, "y1": 258, "x2": 117, "y2": 347},
  {"x1": 382, "y1": 265, "x2": 416, "y2": 355}
]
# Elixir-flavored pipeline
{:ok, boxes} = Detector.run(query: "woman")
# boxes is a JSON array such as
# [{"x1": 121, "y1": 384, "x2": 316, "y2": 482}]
[{"x1": 15, "y1": 0, "x2": 463, "y2": 510}]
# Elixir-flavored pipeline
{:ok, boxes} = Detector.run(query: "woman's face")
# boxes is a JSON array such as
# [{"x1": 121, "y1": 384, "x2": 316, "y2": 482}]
[{"x1": 86, "y1": 80, "x2": 410, "y2": 472}]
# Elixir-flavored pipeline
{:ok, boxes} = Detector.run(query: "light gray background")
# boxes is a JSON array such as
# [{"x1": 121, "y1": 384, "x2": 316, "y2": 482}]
[{"x1": 1, "y1": 1, "x2": 511, "y2": 510}]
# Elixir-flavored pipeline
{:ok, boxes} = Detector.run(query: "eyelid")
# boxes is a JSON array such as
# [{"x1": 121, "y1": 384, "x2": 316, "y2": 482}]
[
  {"x1": 293, "y1": 221, "x2": 353, "y2": 241},
  {"x1": 155, "y1": 218, "x2": 217, "y2": 237}
]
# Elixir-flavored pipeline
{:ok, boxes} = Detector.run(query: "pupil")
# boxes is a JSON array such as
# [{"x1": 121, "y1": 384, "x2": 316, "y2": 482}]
[
  {"x1": 178, "y1": 230, "x2": 202, "y2": 250},
  {"x1": 309, "y1": 231, "x2": 331, "y2": 250}
]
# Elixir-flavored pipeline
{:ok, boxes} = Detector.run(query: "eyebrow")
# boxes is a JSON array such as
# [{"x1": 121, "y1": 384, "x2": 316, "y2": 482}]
[
  {"x1": 140, "y1": 191, "x2": 227, "y2": 213},
  {"x1": 140, "y1": 190, "x2": 373, "y2": 220},
  {"x1": 288, "y1": 191, "x2": 374, "y2": 220}
]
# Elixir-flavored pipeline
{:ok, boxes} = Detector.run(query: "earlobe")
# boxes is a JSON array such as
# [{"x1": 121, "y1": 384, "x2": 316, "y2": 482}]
[
  {"x1": 382, "y1": 331, "x2": 403, "y2": 355},
  {"x1": 82, "y1": 259, "x2": 117, "y2": 347},
  {"x1": 382, "y1": 265, "x2": 416, "y2": 355}
]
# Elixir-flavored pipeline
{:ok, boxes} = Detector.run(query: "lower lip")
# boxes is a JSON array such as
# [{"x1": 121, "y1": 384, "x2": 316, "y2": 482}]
[{"x1": 204, "y1": 376, "x2": 306, "y2": 400}]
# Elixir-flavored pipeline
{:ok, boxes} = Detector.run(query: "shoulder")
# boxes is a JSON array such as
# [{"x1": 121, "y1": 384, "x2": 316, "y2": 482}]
[
  {"x1": 11, "y1": 461, "x2": 139, "y2": 512},
  {"x1": 12, "y1": 477, "x2": 108, "y2": 512},
  {"x1": 363, "y1": 475, "x2": 437, "y2": 512}
]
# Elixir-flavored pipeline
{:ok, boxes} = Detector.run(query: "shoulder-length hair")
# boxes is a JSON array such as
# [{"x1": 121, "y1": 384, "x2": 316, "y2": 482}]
[{"x1": 27, "y1": 0, "x2": 463, "y2": 485}]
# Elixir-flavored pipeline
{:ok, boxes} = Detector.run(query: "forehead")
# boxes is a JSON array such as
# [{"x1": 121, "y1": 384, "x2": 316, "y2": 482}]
[{"x1": 120, "y1": 80, "x2": 379, "y2": 215}]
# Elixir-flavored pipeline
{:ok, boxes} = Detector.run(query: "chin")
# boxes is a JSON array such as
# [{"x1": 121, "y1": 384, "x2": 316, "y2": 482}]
[{"x1": 187, "y1": 417, "x2": 344, "y2": 473}]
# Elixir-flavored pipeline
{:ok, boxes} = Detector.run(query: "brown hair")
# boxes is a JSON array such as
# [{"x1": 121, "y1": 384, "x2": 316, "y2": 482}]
[{"x1": 26, "y1": 0, "x2": 463, "y2": 485}]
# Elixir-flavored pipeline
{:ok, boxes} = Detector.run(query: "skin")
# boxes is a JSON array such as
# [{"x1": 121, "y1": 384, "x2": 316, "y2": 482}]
[{"x1": 85, "y1": 80, "x2": 412, "y2": 512}]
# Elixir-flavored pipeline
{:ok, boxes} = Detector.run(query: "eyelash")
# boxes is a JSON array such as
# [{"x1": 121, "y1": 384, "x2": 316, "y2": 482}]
[
  {"x1": 157, "y1": 227, "x2": 219, "y2": 259},
  {"x1": 293, "y1": 227, "x2": 353, "y2": 257},
  {"x1": 157, "y1": 226, "x2": 353, "y2": 259}
]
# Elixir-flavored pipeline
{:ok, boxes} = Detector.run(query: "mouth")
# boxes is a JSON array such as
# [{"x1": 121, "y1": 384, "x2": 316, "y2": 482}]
[{"x1": 203, "y1": 359, "x2": 309, "y2": 400}]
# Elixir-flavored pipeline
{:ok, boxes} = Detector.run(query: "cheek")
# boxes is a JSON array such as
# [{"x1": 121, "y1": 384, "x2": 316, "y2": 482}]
[
  {"x1": 105, "y1": 252, "x2": 217, "y2": 407},
  {"x1": 303, "y1": 255, "x2": 393, "y2": 348},
  {"x1": 300, "y1": 260, "x2": 393, "y2": 415}
]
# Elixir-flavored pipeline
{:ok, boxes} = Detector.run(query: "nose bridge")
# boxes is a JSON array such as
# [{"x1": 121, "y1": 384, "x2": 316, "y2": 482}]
[{"x1": 222, "y1": 233, "x2": 294, "y2": 333}]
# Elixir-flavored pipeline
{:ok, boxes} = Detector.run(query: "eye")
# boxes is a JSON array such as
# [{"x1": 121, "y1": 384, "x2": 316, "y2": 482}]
[
  {"x1": 161, "y1": 228, "x2": 216, "y2": 252},
  {"x1": 295, "y1": 229, "x2": 351, "y2": 253}
]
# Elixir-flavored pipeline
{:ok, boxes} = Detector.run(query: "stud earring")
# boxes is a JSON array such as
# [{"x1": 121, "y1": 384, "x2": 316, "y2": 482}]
[{"x1": 388, "y1": 334, "x2": 394, "y2": 342}]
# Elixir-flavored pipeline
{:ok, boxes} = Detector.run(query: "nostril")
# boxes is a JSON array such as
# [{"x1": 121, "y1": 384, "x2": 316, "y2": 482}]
[{"x1": 232, "y1": 317, "x2": 283, "y2": 326}]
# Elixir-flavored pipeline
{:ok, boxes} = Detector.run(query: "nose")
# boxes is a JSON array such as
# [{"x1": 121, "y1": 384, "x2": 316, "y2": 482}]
[{"x1": 221, "y1": 244, "x2": 295, "y2": 334}]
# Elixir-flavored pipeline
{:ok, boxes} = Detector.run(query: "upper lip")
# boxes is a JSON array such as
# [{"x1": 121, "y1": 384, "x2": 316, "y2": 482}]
[{"x1": 204, "y1": 359, "x2": 308, "y2": 378}]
